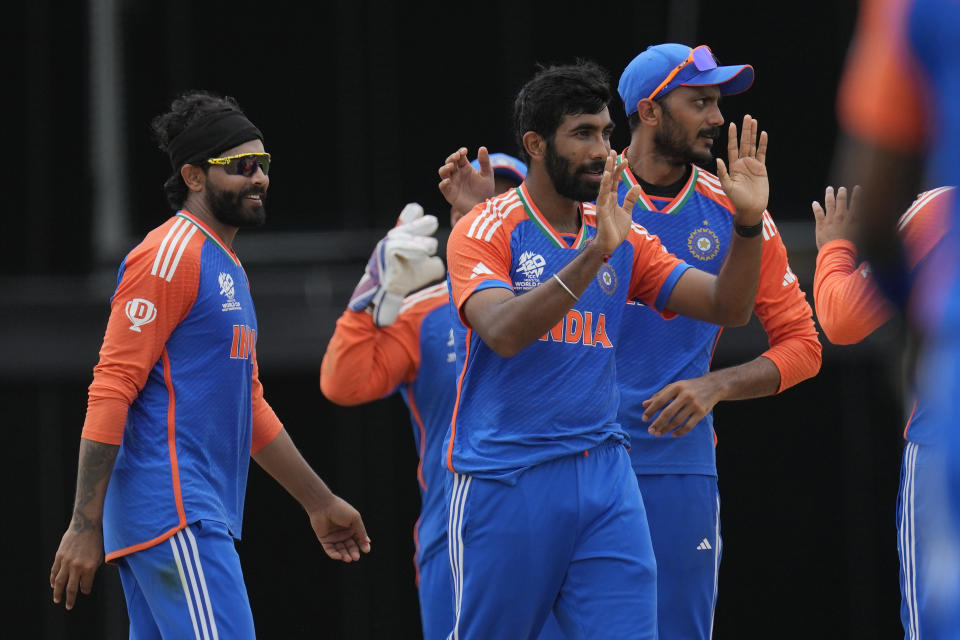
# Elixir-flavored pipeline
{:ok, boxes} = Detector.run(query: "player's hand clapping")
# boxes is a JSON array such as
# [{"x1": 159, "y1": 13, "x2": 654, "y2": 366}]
[
  {"x1": 716, "y1": 114, "x2": 769, "y2": 226},
  {"x1": 438, "y1": 146, "x2": 497, "y2": 221},
  {"x1": 593, "y1": 151, "x2": 643, "y2": 255},
  {"x1": 812, "y1": 185, "x2": 860, "y2": 250}
]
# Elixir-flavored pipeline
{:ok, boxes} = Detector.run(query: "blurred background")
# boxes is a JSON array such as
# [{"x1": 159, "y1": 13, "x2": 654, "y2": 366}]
[{"x1": 10, "y1": 0, "x2": 916, "y2": 637}]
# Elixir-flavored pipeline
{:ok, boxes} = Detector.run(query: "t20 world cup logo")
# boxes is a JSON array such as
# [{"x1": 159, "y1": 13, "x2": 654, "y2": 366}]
[{"x1": 125, "y1": 298, "x2": 158, "y2": 332}]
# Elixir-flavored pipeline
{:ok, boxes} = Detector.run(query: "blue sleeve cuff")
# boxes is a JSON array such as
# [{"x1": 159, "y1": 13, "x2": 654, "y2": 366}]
[{"x1": 654, "y1": 262, "x2": 693, "y2": 311}]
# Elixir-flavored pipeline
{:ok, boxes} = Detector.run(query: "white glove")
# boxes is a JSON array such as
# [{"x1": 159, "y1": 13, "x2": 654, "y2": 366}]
[{"x1": 348, "y1": 203, "x2": 446, "y2": 327}]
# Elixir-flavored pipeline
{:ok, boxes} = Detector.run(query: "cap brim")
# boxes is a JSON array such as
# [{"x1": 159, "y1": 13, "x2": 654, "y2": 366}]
[
  {"x1": 681, "y1": 64, "x2": 755, "y2": 96},
  {"x1": 492, "y1": 166, "x2": 526, "y2": 182}
]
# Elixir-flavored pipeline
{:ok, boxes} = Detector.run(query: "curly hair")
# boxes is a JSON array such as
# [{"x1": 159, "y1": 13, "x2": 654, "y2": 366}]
[
  {"x1": 150, "y1": 90, "x2": 244, "y2": 210},
  {"x1": 512, "y1": 60, "x2": 612, "y2": 164}
]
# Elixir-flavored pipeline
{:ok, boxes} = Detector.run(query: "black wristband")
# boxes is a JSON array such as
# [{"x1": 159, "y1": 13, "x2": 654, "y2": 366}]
[{"x1": 734, "y1": 221, "x2": 764, "y2": 238}]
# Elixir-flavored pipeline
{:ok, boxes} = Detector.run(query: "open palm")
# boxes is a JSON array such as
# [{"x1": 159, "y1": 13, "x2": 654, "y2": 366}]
[{"x1": 716, "y1": 115, "x2": 769, "y2": 223}]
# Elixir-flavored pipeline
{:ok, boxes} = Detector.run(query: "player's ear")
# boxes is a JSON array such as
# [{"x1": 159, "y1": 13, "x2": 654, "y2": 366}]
[
  {"x1": 523, "y1": 131, "x2": 546, "y2": 162},
  {"x1": 637, "y1": 98, "x2": 661, "y2": 127},
  {"x1": 181, "y1": 164, "x2": 206, "y2": 193}
]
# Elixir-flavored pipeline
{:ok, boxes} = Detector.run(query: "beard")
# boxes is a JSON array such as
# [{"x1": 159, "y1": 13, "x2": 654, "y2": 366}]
[
  {"x1": 206, "y1": 181, "x2": 267, "y2": 229},
  {"x1": 653, "y1": 107, "x2": 720, "y2": 167},
  {"x1": 545, "y1": 140, "x2": 606, "y2": 202}
]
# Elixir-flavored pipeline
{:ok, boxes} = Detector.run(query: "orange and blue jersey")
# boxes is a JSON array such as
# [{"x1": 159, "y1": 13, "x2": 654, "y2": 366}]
[
  {"x1": 615, "y1": 159, "x2": 821, "y2": 476},
  {"x1": 814, "y1": 186, "x2": 952, "y2": 444},
  {"x1": 320, "y1": 281, "x2": 456, "y2": 573},
  {"x1": 838, "y1": 0, "x2": 960, "y2": 331},
  {"x1": 81, "y1": 211, "x2": 283, "y2": 563},
  {"x1": 445, "y1": 183, "x2": 692, "y2": 481}
]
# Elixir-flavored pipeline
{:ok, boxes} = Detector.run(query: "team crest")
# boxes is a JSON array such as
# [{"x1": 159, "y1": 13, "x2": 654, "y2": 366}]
[
  {"x1": 687, "y1": 227, "x2": 720, "y2": 261},
  {"x1": 219, "y1": 272, "x2": 242, "y2": 311},
  {"x1": 597, "y1": 263, "x2": 618, "y2": 295},
  {"x1": 514, "y1": 251, "x2": 546, "y2": 291}
]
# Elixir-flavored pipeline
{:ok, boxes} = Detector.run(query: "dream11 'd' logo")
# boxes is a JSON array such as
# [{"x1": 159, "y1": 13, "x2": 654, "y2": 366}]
[{"x1": 125, "y1": 298, "x2": 157, "y2": 332}]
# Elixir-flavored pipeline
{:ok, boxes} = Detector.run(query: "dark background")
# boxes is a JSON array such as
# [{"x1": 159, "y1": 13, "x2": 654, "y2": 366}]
[{"x1": 9, "y1": 0, "x2": 915, "y2": 637}]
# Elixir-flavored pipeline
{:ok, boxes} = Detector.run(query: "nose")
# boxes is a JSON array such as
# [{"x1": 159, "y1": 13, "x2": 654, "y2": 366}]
[
  {"x1": 707, "y1": 103, "x2": 724, "y2": 127},
  {"x1": 250, "y1": 165, "x2": 269, "y2": 188}
]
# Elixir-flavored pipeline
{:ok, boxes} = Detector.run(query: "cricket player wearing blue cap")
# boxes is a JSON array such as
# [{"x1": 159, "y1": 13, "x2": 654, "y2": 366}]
[{"x1": 614, "y1": 43, "x2": 822, "y2": 639}]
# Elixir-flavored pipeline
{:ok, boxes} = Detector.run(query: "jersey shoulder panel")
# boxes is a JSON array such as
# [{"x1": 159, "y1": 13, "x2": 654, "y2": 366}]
[
  {"x1": 399, "y1": 281, "x2": 451, "y2": 317},
  {"x1": 898, "y1": 186, "x2": 953, "y2": 266},
  {"x1": 693, "y1": 169, "x2": 735, "y2": 211}
]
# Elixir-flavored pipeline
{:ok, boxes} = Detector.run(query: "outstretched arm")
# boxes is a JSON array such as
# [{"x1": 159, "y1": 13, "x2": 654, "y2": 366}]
[
  {"x1": 252, "y1": 429, "x2": 371, "y2": 562},
  {"x1": 664, "y1": 115, "x2": 769, "y2": 326},
  {"x1": 50, "y1": 438, "x2": 119, "y2": 610}
]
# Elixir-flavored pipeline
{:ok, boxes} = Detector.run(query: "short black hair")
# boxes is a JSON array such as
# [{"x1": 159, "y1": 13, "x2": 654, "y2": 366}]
[
  {"x1": 150, "y1": 90, "x2": 244, "y2": 210},
  {"x1": 512, "y1": 60, "x2": 612, "y2": 163}
]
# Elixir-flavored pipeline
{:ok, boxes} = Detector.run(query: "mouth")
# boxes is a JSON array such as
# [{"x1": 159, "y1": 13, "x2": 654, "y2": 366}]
[{"x1": 579, "y1": 166, "x2": 606, "y2": 183}]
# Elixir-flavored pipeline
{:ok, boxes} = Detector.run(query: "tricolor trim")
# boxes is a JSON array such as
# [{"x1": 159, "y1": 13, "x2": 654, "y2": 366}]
[
  {"x1": 170, "y1": 524, "x2": 221, "y2": 640},
  {"x1": 152, "y1": 217, "x2": 200, "y2": 282},
  {"x1": 176, "y1": 211, "x2": 242, "y2": 267},
  {"x1": 515, "y1": 183, "x2": 589, "y2": 249},
  {"x1": 618, "y1": 151, "x2": 700, "y2": 214},
  {"x1": 898, "y1": 186, "x2": 953, "y2": 232},
  {"x1": 898, "y1": 442, "x2": 919, "y2": 640},
  {"x1": 447, "y1": 472, "x2": 473, "y2": 640}
]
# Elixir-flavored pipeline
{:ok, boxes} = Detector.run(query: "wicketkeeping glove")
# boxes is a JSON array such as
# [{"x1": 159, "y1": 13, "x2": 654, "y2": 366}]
[{"x1": 348, "y1": 203, "x2": 446, "y2": 327}]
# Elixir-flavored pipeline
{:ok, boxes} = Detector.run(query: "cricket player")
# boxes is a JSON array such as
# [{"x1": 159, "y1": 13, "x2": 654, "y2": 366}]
[
  {"x1": 613, "y1": 43, "x2": 822, "y2": 638},
  {"x1": 836, "y1": 0, "x2": 960, "y2": 634},
  {"x1": 322, "y1": 153, "x2": 560, "y2": 639},
  {"x1": 444, "y1": 60, "x2": 769, "y2": 639},
  {"x1": 49, "y1": 90, "x2": 370, "y2": 638},
  {"x1": 812, "y1": 183, "x2": 953, "y2": 639}
]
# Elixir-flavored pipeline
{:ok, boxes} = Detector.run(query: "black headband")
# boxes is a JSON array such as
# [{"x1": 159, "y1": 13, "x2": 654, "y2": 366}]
[{"x1": 166, "y1": 108, "x2": 263, "y2": 169}]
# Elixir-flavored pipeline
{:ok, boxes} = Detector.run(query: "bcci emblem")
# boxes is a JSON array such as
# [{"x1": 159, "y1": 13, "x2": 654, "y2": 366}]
[
  {"x1": 219, "y1": 272, "x2": 242, "y2": 312},
  {"x1": 125, "y1": 298, "x2": 157, "y2": 332},
  {"x1": 687, "y1": 227, "x2": 720, "y2": 261},
  {"x1": 514, "y1": 251, "x2": 546, "y2": 291},
  {"x1": 597, "y1": 263, "x2": 617, "y2": 295}
]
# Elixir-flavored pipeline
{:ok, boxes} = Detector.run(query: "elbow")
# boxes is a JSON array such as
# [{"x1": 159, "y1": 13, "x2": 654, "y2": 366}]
[
  {"x1": 319, "y1": 375, "x2": 363, "y2": 407},
  {"x1": 478, "y1": 325, "x2": 525, "y2": 358},
  {"x1": 819, "y1": 321, "x2": 866, "y2": 346},
  {"x1": 719, "y1": 304, "x2": 753, "y2": 327}
]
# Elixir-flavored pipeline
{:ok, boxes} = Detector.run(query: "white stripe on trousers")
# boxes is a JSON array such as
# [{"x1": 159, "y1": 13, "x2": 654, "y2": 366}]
[
  {"x1": 169, "y1": 525, "x2": 220, "y2": 640},
  {"x1": 447, "y1": 473, "x2": 472, "y2": 640},
  {"x1": 900, "y1": 442, "x2": 920, "y2": 639},
  {"x1": 709, "y1": 490, "x2": 721, "y2": 640}
]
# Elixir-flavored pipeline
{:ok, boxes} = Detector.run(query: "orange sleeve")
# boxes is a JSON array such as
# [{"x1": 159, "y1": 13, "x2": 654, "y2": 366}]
[
  {"x1": 752, "y1": 212, "x2": 823, "y2": 392},
  {"x1": 813, "y1": 240, "x2": 891, "y2": 345},
  {"x1": 80, "y1": 228, "x2": 202, "y2": 444},
  {"x1": 624, "y1": 222, "x2": 689, "y2": 320},
  {"x1": 320, "y1": 286, "x2": 448, "y2": 405},
  {"x1": 446, "y1": 204, "x2": 515, "y2": 327},
  {"x1": 837, "y1": 0, "x2": 930, "y2": 151},
  {"x1": 250, "y1": 350, "x2": 284, "y2": 454},
  {"x1": 812, "y1": 187, "x2": 951, "y2": 345}
]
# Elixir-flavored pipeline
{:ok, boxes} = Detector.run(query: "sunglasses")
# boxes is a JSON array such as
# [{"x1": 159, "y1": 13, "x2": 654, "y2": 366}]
[
  {"x1": 207, "y1": 152, "x2": 272, "y2": 177},
  {"x1": 647, "y1": 45, "x2": 718, "y2": 101}
]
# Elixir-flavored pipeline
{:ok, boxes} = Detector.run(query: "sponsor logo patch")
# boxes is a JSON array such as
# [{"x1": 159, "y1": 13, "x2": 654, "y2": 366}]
[{"x1": 125, "y1": 298, "x2": 157, "y2": 332}]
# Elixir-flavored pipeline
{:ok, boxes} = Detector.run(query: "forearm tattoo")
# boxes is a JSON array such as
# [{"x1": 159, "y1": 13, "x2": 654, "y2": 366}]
[{"x1": 71, "y1": 440, "x2": 119, "y2": 532}]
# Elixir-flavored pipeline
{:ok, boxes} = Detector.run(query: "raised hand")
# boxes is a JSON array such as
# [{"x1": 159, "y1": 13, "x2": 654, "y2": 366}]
[
  {"x1": 716, "y1": 115, "x2": 769, "y2": 225},
  {"x1": 812, "y1": 185, "x2": 860, "y2": 250},
  {"x1": 593, "y1": 151, "x2": 643, "y2": 255},
  {"x1": 309, "y1": 495, "x2": 372, "y2": 563},
  {"x1": 348, "y1": 203, "x2": 446, "y2": 327},
  {"x1": 438, "y1": 146, "x2": 497, "y2": 222}
]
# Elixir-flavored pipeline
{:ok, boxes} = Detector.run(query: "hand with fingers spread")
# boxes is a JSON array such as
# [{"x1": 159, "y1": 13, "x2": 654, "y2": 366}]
[
  {"x1": 438, "y1": 146, "x2": 497, "y2": 221},
  {"x1": 309, "y1": 495, "x2": 372, "y2": 563},
  {"x1": 593, "y1": 151, "x2": 643, "y2": 255},
  {"x1": 716, "y1": 114, "x2": 769, "y2": 225},
  {"x1": 812, "y1": 185, "x2": 860, "y2": 250}
]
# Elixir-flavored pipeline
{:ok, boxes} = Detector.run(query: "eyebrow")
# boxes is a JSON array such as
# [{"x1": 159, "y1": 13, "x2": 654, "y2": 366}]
[{"x1": 569, "y1": 121, "x2": 616, "y2": 133}]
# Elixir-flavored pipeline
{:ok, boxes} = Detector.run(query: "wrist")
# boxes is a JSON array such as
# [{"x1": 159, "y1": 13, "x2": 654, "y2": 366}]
[{"x1": 733, "y1": 220, "x2": 763, "y2": 238}]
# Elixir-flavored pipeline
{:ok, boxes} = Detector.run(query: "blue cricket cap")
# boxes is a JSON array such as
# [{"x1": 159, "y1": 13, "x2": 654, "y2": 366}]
[
  {"x1": 470, "y1": 153, "x2": 527, "y2": 183},
  {"x1": 618, "y1": 43, "x2": 754, "y2": 116}
]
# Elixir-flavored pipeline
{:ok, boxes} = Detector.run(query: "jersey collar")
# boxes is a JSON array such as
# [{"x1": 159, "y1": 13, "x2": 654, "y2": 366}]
[
  {"x1": 618, "y1": 148, "x2": 699, "y2": 214},
  {"x1": 176, "y1": 210, "x2": 242, "y2": 266},
  {"x1": 515, "y1": 182, "x2": 589, "y2": 249}
]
